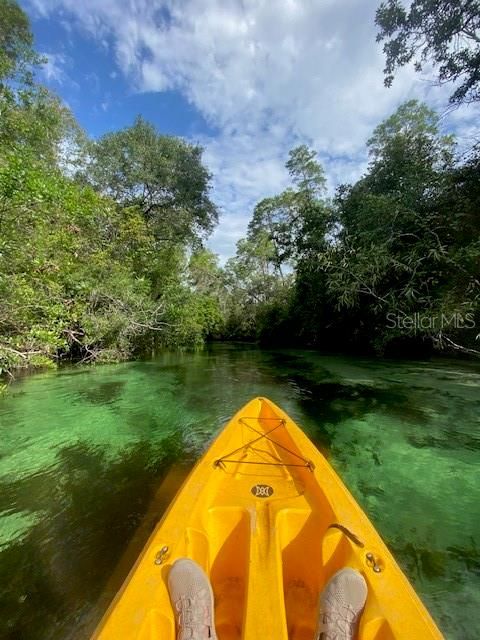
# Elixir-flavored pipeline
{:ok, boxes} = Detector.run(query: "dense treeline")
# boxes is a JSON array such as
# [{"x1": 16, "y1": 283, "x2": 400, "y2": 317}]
[
  {"x1": 221, "y1": 0, "x2": 480, "y2": 357},
  {"x1": 0, "y1": 0, "x2": 223, "y2": 377},
  {"x1": 224, "y1": 103, "x2": 480, "y2": 356},
  {"x1": 1, "y1": 0, "x2": 479, "y2": 378}
]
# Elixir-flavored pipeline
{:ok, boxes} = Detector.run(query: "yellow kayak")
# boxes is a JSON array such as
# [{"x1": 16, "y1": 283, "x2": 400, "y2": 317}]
[{"x1": 92, "y1": 397, "x2": 443, "y2": 639}]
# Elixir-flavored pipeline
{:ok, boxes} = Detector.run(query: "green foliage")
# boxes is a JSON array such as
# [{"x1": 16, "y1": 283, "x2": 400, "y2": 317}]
[
  {"x1": 285, "y1": 144, "x2": 326, "y2": 197},
  {"x1": 224, "y1": 146, "x2": 329, "y2": 342},
  {"x1": 376, "y1": 0, "x2": 480, "y2": 105},
  {"x1": 0, "y1": 137, "x2": 225, "y2": 374},
  {"x1": 0, "y1": 3, "x2": 223, "y2": 378},
  {"x1": 188, "y1": 249, "x2": 224, "y2": 295},
  {"x1": 86, "y1": 117, "x2": 218, "y2": 245},
  {"x1": 223, "y1": 235, "x2": 279, "y2": 339},
  {"x1": 247, "y1": 146, "x2": 329, "y2": 269},
  {"x1": 154, "y1": 249, "x2": 225, "y2": 348},
  {"x1": 308, "y1": 101, "x2": 479, "y2": 353},
  {"x1": 0, "y1": 87, "x2": 79, "y2": 168},
  {"x1": 226, "y1": 101, "x2": 480, "y2": 357},
  {"x1": 1, "y1": 0, "x2": 478, "y2": 375},
  {"x1": 0, "y1": 0, "x2": 40, "y2": 82}
]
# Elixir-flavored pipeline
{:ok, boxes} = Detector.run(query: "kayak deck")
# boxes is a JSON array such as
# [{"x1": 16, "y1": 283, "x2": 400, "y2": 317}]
[{"x1": 92, "y1": 397, "x2": 443, "y2": 640}]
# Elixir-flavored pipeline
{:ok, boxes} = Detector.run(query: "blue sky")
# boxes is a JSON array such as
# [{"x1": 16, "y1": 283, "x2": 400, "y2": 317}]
[
  {"x1": 24, "y1": 6, "x2": 216, "y2": 139},
  {"x1": 23, "y1": 0, "x2": 479, "y2": 262}
]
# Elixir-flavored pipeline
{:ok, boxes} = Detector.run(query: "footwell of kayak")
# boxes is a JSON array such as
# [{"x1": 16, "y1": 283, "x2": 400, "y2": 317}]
[{"x1": 92, "y1": 397, "x2": 443, "y2": 640}]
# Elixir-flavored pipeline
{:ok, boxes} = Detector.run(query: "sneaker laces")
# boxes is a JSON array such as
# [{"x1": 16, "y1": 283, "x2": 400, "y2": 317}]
[
  {"x1": 175, "y1": 589, "x2": 213, "y2": 640},
  {"x1": 317, "y1": 600, "x2": 358, "y2": 640}
]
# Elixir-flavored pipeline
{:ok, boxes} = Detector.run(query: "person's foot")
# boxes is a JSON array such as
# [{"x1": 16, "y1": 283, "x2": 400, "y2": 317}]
[
  {"x1": 168, "y1": 558, "x2": 217, "y2": 640},
  {"x1": 315, "y1": 568, "x2": 367, "y2": 640}
]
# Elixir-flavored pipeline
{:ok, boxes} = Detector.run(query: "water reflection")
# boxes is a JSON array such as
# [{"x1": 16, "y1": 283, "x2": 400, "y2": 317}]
[{"x1": 0, "y1": 437, "x2": 185, "y2": 639}]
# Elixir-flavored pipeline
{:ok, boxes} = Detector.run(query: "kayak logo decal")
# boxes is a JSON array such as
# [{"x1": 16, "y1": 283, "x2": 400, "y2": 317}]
[{"x1": 251, "y1": 484, "x2": 274, "y2": 498}]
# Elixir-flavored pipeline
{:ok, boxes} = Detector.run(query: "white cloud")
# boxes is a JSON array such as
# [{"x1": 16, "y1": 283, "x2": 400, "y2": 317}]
[
  {"x1": 40, "y1": 51, "x2": 68, "y2": 84},
  {"x1": 29, "y1": 0, "x2": 480, "y2": 260},
  {"x1": 202, "y1": 129, "x2": 292, "y2": 262}
]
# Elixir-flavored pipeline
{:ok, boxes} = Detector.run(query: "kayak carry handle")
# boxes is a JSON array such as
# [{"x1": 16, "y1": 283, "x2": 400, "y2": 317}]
[{"x1": 327, "y1": 523, "x2": 364, "y2": 548}]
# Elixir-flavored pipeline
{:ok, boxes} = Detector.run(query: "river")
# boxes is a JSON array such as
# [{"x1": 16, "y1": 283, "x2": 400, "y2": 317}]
[{"x1": 0, "y1": 344, "x2": 479, "y2": 639}]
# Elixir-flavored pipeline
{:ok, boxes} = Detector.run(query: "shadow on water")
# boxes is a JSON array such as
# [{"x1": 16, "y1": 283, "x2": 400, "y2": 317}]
[
  {"x1": 394, "y1": 539, "x2": 480, "y2": 582},
  {"x1": 263, "y1": 351, "x2": 431, "y2": 450},
  {"x1": 406, "y1": 429, "x2": 480, "y2": 452},
  {"x1": 0, "y1": 436, "x2": 184, "y2": 640},
  {"x1": 391, "y1": 540, "x2": 480, "y2": 638},
  {"x1": 77, "y1": 380, "x2": 127, "y2": 406}
]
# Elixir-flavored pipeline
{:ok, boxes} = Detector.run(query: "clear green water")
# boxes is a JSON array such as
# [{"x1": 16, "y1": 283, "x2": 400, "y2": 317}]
[{"x1": 0, "y1": 344, "x2": 479, "y2": 639}]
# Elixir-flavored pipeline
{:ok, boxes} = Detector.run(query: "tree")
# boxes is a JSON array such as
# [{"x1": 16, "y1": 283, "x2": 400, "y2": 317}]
[
  {"x1": 285, "y1": 144, "x2": 326, "y2": 197},
  {"x1": 367, "y1": 100, "x2": 451, "y2": 159},
  {"x1": 334, "y1": 102, "x2": 455, "y2": 300},
  {"x1": 222, "y1": 103, "x2": 479, "y2": 356},
  {"x1": 223, "y1": 146, "x2": 329, "y2": 344},
  {"x1": 86, "y1": 117, "x2": 218, "y2": 245},
  {"x1": 0, "y1": 0, "x2": 39, "y2": 82},
  {"x1": 248, "y1": 192, "x2": 297, "y2": 273},
  {"x1": 361, "y1": 99, "x2": 454, "y2": 214},
  {"x1": 0, "y1": 3, "x2": 224, "y2": 377},
  {"x1": 0, "y1": 85, "x2": 78, "y2": 165},
  {"x1": 0, "y1": 1, "x2": 79, "y2": 167},
  {"x1": 320, "y1": 101, "x2": 478, "y2": 353},
  {"x1": 376, "y1": 0, "x2": 480, "y2": 105},
  {"x1": 247, "y1": 145, "x2": 328, "y2": 269},
  {"x1": 225, "y1": 236, "x2": 280, "y2": 306},
  {"x1": 187, "y1": 249, "x2": 226, "y2": 338}
]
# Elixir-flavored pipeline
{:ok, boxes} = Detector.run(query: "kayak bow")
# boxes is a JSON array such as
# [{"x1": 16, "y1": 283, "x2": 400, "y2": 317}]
[{"x1": 92, "y1": 397, "x2": 443, "y2": 640}]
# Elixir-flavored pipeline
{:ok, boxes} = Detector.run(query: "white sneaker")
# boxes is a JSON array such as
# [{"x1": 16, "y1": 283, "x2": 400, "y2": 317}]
[
  {"x1": 168, "y1": 558, "x2": 217, "y2": 640},
  {"x1": 315, "y1": 568, "x2": 368, "y2": 640}
]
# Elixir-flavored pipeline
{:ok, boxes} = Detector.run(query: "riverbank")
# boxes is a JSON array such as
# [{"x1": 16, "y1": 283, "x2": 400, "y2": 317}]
[{"x1": 2, "y1": 336, "x2": 479, "y2": 390}]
